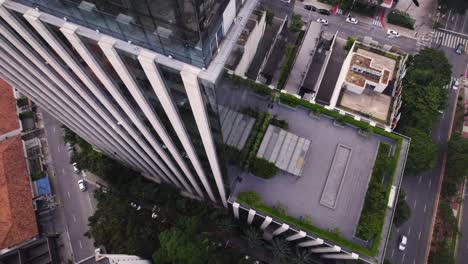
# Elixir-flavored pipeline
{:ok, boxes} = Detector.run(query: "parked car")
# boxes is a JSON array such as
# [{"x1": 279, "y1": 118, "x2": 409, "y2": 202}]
[
  {"x1": 452, "y1": 79, "x2": 459, "y2": 90},
  {"x1": 387, "y1": 29, "x2": 400, "y2": 38},
  {"x1": 72, "y1": 162, "x2": 80, "y2": 173},
  {"x1": 130, "y1": 202, "x2": 141, "y2": 210},
  {"x1": 456, "y1": 43, "x2": 464, "y2": 54},
  {"x1": 304, "y1": 5, "x2": 317, "y2": 11},
  {"x1": 316, "y1": 18, "x2": 328, "y2": 25},
  {"x1": 346, "y1": 16, "x2": 358, "y2": 24},
  {"x1": 398, "y1": 235, "x2": 407, "y2": 251},
  {"x1": 78, "y1": 179, "x2": 86, "y2": 192},
  {"x1": 318, "y1": 9, "x2": 331, "y2": 15}
]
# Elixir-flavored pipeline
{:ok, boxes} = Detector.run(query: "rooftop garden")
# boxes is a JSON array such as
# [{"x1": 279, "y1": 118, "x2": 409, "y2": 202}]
[{"x1": 235, "y1": 92, "x2": 405, "y2": 257}]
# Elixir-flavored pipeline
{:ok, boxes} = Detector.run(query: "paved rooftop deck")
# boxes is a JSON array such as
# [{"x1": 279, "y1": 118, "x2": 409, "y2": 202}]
[{"x1": 339, "y1": 88, "x2": 391, "y2": 122}]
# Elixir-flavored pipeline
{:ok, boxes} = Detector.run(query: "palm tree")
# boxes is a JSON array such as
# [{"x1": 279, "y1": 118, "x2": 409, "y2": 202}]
[
  {"x1": 242, "y1": 227, "x2": 263, "y2": 249},
  {"x1": 215, "y1": 217, "x2": 237, "y2": 233},
  {"x1": 291, "y1": 248, "x2": 312, "y2": 264},
  {"x1": 267, "y1": 238, "x2": 291, "y2": 264}
]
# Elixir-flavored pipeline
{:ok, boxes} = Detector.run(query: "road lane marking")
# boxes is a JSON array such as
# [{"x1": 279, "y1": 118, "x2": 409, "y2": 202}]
[
  {"x1": 418, "y1": 175, "x2": 422, "y2": 184},
  {"x1": 391, "y1": 249, "x2": 395, "y2": 258},
  {"x1": 429, "y1": 179, "x2": 432, "y2": 188},
  {"x1": 413, "y1": 199, "x2": 417, "y2": 209},
  {"x1": 53, "y1": 127, "x2": 56, "y2": 133},
  {"x1": 67, "y1": 192, "x2": 71, "y2": 199},
  {"x1": 413, "y1": 259, "x2": 416, "y2": 264},
  {"x1": 424, "y1": 204, "x2": 427, "y2": 213},
  {"x1": 408, "y1": 226, "x2": 412, "y2": 236},
  {"x1": 79, "y1": 240, "x2": 83, "y2": 249},
  {"x1": 402, "y1": 253, "x2": 406, "y2": 263},
  {"x1": 72, "y1": 214, "x2": 76, "y2": 223},
  {"x1": 418, "y1": 231, "x2": 422, "y2": 240},
  {"x1": 57, "y1": 146, "x2": 61, "y2": 153},
  {"x1": 62, "y1": 168, "x2": 65, "y2": 174}
]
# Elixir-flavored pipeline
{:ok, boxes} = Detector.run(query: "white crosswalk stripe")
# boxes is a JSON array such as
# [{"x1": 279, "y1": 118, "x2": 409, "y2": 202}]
[
  {"x1": 372, "y1": 16, "x2": 382, "y2": 27},
  {"x1": 335, "y1": 9, "x2": 343, "y2": 15},
  {"x1": 432, "y1": 30, "x2": 468, "y2": 52},
  {"x1": 416, "y1": 31, "x2": 434, "y2": 51}
]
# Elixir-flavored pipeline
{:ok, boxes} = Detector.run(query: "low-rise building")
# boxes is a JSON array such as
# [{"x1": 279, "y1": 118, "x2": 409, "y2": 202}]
[{"x1": 330, "y1": 41, "x2": 407, "y2": 130}]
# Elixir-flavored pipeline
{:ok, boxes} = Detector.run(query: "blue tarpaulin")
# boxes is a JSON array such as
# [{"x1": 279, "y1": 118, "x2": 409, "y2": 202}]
[{"x1": 36, "y1": 176, "x2": 52, "y2": 196}]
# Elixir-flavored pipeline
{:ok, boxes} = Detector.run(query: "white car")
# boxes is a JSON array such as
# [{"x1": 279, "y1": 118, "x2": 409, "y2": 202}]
[
  {"x1": 346, "y1": 17, "x2": 358, "y2": 24},
  {"x1": 316, "y1": 18, "x2": 328, "y2": 25},
  {"x1": 72, "y1": 162, "x2": 80, "y2": 173},
  {"x1": 398, "y1": 235, "x2": 407, "y2": 251},
  {"x1": 78, "y1": 179, "x2": 86, "y2": 192},
  {"x1": 387, "y1": 29, "x2": 400, "y2": 38},
  {"x1": 453, "y1": 79, "x2": 459, "y2": 90}
]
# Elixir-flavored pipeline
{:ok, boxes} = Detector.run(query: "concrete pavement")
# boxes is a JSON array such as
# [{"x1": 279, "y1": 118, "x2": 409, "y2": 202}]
[{"x1": 41, "y1": 109, "x2": 97, "y2": 263}]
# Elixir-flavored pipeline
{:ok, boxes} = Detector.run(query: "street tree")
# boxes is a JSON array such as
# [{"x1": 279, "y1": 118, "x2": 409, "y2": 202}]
[
  {"x1": 447, "y1": 135, "x2": 468, "y2": 181},
  {"x1": 404, "y1": 128, "x2": 437, "y2": 176}
]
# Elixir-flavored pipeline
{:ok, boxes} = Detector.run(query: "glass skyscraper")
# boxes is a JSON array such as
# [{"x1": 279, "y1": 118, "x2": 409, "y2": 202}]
[{"x1": 0, "y1": 0, "x2": 254, "y2": 207}]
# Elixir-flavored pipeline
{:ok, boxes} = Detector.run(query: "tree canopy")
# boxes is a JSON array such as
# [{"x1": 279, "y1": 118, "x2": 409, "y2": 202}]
[
  {"x1": 404, "y1": 128, "x2": 437, "y2": 176},
  {"x1": 447, "y1": 135, "x2": 468, "y2": 181},
  {"x1": 399, "y1": 48, "x2": 451, "y2": 132}
]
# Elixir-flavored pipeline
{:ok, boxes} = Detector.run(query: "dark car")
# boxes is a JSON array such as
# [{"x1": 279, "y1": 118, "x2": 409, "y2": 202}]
[
  {"x1": 456, "y1": 43, "x2": 464, "y2": 54},
  {"x1": 304, "y1": 5, "x2": 317, "y2": 11},
  {"x1": 318, "y1": 9, "x2": 331, "y2": 15}
]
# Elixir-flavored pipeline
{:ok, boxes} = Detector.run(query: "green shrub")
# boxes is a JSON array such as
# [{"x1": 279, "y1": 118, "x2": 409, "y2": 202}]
[
  {"x1": 224, "y1": 71, "x2": 273, "y2": 97},
  {"x1": 344, "y1": 37, "x2": 356, "y2": 51},
  {"x1": 250, "y1": 157, "x2": 278, "y2": 179},
  {"x1": 244, "y1": 113, "x2": 270, "y2": 170},
  {"x1": 237, "y1": 191, "x2": 376, "y2": 256},
  {"x1": 290, "y1": 14, "x2": 303, "y2": 32},
  {"x1": 237, "y1": 191, "x2": 263, "y2": 208},
  {"x1": 277, "y1": 45, "x2": 298, "y2": 90},
  {"x1": 270, "y1": 117, "x2": 288, "y2": 129},
  {"x1": 356, "y1": 143, "x2": 394, "y2": 241},
  {"x1": 393, "y1": 190, "x2": 411, "y2": 227},
  {"x1": 387, "y1": 10, "x2": 415, "y2": 30},
  {"x1": 16, "y1": 97, "x2": 29, "y2": 108},
  {"x1": 19, "y1": 111, "x2": 33, "y2": 120},
  {"x1": 266, "y1": 10, "x2": 274, "y2": 25}
]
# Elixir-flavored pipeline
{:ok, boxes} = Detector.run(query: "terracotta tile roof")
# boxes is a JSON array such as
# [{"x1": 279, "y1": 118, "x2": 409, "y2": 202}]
[
  {"x1": 0, "y1": 80, "x2": 20, "y2": 136},
  {"x1": 0, "y1": 136, "x2": 38, "y2": 250},
  {"x1": 383, "y1": 0, "x2": 393, "y2": 5}
]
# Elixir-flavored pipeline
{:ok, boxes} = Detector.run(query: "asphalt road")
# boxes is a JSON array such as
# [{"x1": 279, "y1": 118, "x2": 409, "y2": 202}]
[
  {"x1": 292, "y1": 4, "x2": 420, "y2": 54},
  {"x1": 41, "y1": 110, "x2": 97, "y2": 262},
  {"x1": 386, "y1": 46, "x2": 464, "y2": 264},
  {"x1": 443, "y1": 9, "x2": 468, "y2": 35}
]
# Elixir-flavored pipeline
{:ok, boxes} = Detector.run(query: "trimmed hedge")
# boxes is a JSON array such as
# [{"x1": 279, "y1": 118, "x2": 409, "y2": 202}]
[
  {"x1": 270, "y1": 117, "x2": 288, "y2": 130},
  {"x1": 356, "y1": 143, "x2": 392, "y2": 241},
  {"x1": 387, "y1": 10, "x2": 415, "y2": 30},
  {"x1": 277, "y1": 45, "x2": 298, "y2": 90},
  {"x1": 244, "y1": 113, "x2": 271, "y2": 170},
  {"x1": 249, "y1": 157, "x2": 278, "y2": 179},
  {"x1": 224, "y1": 72, "x2": 273, "y2": 97},
  {"x1": 237, "y1": 191, "x2": 375, "y2": 256}
]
